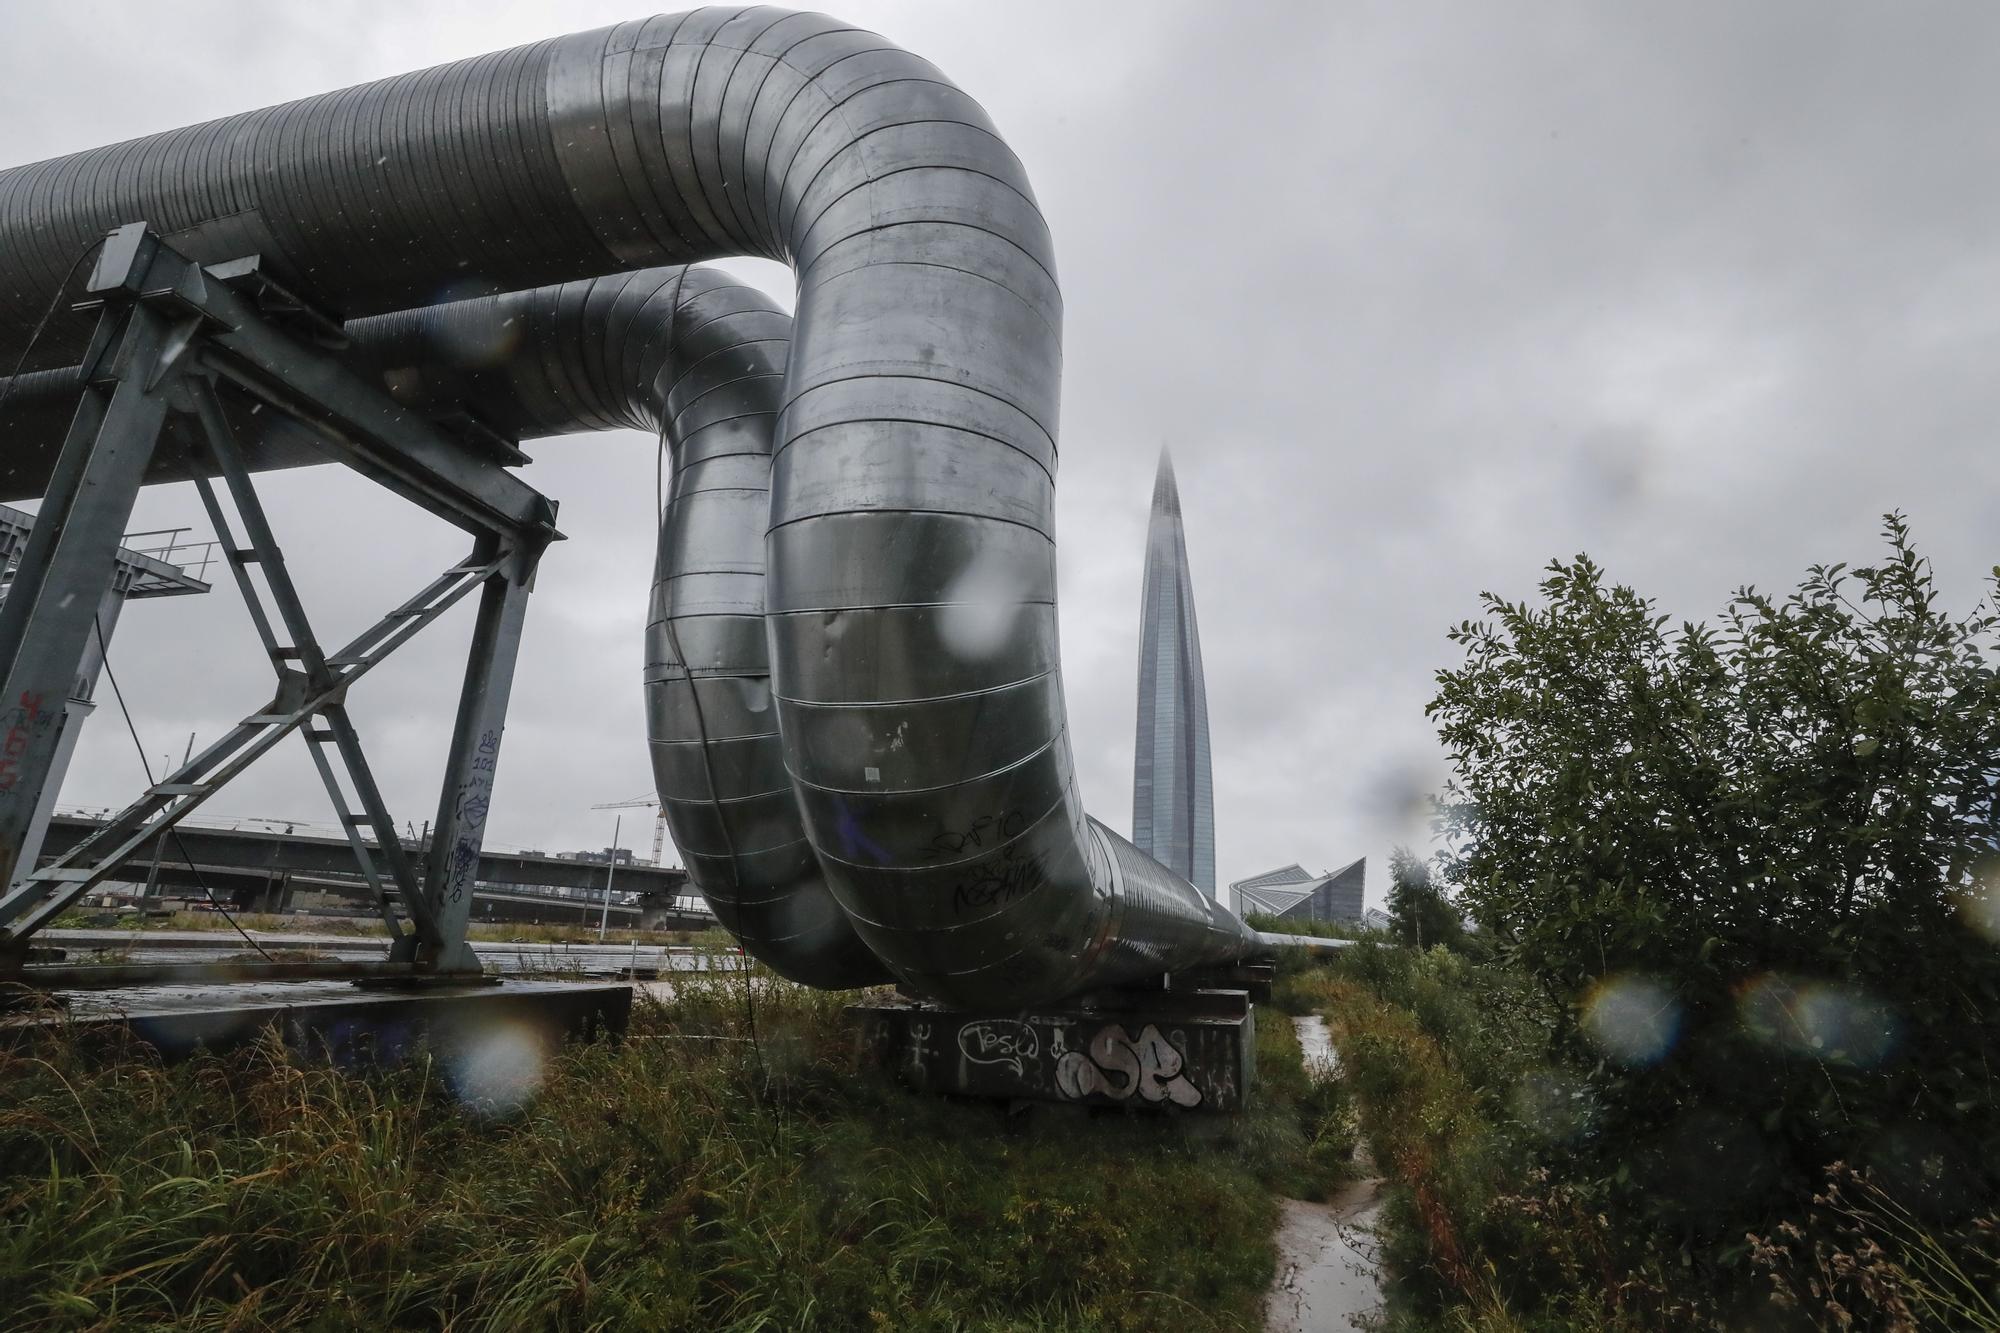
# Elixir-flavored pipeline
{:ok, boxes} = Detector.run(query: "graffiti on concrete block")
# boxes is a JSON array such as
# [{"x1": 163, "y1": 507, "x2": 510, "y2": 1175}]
[
  {"x1": 1054, "y1": 1022, "x2": 1202, "y2": 1107},
  {"x1": 857, "y1": 1004, "x2": 1245, "y2": 1112},
  {"x1": 957, "y1": 1018, "x2": 1039, "y2": 1076}
]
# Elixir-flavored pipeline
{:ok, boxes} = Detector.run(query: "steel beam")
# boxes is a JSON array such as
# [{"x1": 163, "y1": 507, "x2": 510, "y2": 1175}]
[
  {"x1": 0, "y1": 546, "x2": 506, "y2": 942},
  {"x1": 0, "y1": 296, "x2": 176, "y2": 900},
  {"x1": 59, "y1": 224, "x2": 558, "y2": 550},
  {"x1": 184, "y1": 378, "x2": 431, "y2": 939},
  {"x1": 406, "y1": 536, "x2": 536, "y2": 971},
  {"x1": 157, "y1": 247, "x2": 556, "y2": 544},
  {"x1": 9, "y1": 585, "x2": 124, "y2": 891},
  {"x1": 187, "y1": 469, "x2": 403, "y2": 933}
]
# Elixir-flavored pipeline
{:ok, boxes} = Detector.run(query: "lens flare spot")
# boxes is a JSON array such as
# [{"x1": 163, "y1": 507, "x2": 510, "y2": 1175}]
[
  {"x1": 1513, "y1": 1068, "x2": 1593, "y2": 1140},
  {"x1": 1739, "y1": 974, "x2": 1898, "y2": 1067},
  {"x1": 1738, "y1": 973, "x2": 1795, "y2": 1046},
  {"x1": 1955, "y1": 871, "x2": 2000, "y2": 943},
  {"x1": 1581, "y1": 974, "x2": 1681, "y2": 1065},
  {"x1": 449, "y1": 1022, "x2": 550, "y2": 1114},
  {"x1": 938, "y1": 552, "x2": 1026, "y2": 660},
  {"x1": 1793, "y1": 986, "x2": 1898, "y2": 1067},
  {"x1": 434, "y1": 307, "x2": 523, "y2": 368}
]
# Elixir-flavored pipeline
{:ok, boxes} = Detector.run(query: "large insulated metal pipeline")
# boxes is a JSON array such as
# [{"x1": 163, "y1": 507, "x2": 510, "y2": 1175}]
[
  {"x1": 357, "y1": 268, "x2": 894, "y2": 989},
  {"x1": 0, "y1": 7, "x2": 1261, "y2": 1005}
]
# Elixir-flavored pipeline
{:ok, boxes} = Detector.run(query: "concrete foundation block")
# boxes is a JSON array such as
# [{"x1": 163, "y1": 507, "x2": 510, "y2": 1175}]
[
  {"x1": 19, "y1": 979, "x2": 631, "y2": 1071},
  {"x1": 852, "y1": 989, "x2": 1256, "y2": 1112}
]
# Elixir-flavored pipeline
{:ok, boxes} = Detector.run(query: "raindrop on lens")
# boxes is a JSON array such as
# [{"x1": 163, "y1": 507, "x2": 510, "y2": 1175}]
[
  {"x1": 938, "y1": 550, "x2": 1025, "y2": 660},
  {"x1": 1954, "y1": 871, "x2": 2000, "y2": 943},
  {"x1": 1739, "y1": 973, "x2": 1899, "y2": 1067},
  {"x1": 1514, "y1": 1068, "x2": 1593, "y2": 1140},
  {"x1": 450, "y1": 1023, "x2": 550, "y2": 1115},
  {"x1": 1581, "y1": 974, "x2": 1681, "y2": 1065}
]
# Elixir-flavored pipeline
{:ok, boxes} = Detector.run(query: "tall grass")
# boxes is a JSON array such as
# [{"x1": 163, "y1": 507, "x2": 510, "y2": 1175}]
[
  {"x1": 2, "y1": 966, "x2": 1323, "y2": 1330},
  {"x1": 463, "y1": 923, "x2": 735, "y2": 948}
]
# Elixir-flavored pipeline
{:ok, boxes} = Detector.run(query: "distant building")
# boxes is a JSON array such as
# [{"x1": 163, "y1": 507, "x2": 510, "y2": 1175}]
[
  {"x1": 1231, "y1": 863, "x2": 1317, "y2": 916},
  {"x1": 560, "y1": 846, "x2": 637, "y2": 866},
  {"x1": 1131, "y1": 449, "x2": 1216, "y2": 895},
  {"x1": 1230, "y1": 857, "x2": 1366, "y2": 923}
]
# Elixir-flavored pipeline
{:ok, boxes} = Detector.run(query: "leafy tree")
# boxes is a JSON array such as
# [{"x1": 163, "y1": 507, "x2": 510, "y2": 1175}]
[
  {"x1": 1428, "y1": 514, "x2": 2000, "y2": 1266},
  {"x1": 1386, "y1": 844, "x2": 1463, "y2": 950}
]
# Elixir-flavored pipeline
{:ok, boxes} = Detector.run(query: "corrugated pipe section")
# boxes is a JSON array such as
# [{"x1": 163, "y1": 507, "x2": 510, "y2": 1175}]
[
  {"x1": 352, "y1": 267, "x2": 892, "y2": 988},
  {"x1": 0, "y1": 7, "x2": 1261, "y2": 1006}
]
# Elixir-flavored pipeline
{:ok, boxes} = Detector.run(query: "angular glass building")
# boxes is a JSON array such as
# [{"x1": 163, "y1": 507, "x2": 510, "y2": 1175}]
[
  {"x1": 1131, "y1": 450, "x2": 1216, "y2": 895},
  {"x1": 1230, "y1": 859, "x2": 1367, "y2": 923}
]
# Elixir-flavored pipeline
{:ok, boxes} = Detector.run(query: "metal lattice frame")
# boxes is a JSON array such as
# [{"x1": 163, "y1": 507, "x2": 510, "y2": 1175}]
[{"x1": 0, "y1": 223, "x2": 559, "y2": 982}]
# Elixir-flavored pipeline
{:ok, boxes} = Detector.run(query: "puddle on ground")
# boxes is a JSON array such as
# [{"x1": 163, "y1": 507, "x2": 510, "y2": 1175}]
[
  {"x1": 1292, "y1": 1013, "x2": 1340, "y2": 1078},
  {"x1": 1266, "y1": 1015, "x2": 1381, "y2": 1331},
  {"x1": 1266, "y1": 1185, "x2": 1384, "y2": 1332}
]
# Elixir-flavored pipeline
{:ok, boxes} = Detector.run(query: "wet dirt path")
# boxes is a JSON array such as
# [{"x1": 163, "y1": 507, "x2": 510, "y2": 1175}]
[{"x1": 1265, "y1": 1015, "x2": 1384, "y2": 1332}]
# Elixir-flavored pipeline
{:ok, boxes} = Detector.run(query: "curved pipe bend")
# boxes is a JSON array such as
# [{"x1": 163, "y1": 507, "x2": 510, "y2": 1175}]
[
  {"x1": 0, "y1": 7, "x2": 1259, "y2": 1005},
  {"x1": 356, "y1": 268, "x2": 891, "y2": 988}
]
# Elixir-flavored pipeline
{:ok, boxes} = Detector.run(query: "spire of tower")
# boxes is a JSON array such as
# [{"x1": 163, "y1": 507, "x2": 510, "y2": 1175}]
[
  {"x1": 1151, "y1": 447, "x2": 1181, "y2": 517},
  {"x1": 1132, "y1": 446, "x2": 1215, "y2": 895}
]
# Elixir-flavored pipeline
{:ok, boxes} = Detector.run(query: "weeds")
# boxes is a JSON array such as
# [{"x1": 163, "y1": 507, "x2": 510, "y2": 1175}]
[
  {"x1": 1284, "y1": 942, "x2": 2000, "y2": 1332},
  {"x1": 1, "y1": 968, "x2": 1316, "y2": 1330},
  {"x1": 1749, "y1": 1164, "x2": 2000, "y2": 1332},
  {"x1": 465, "y1": 923, "x2": 737, "y2": 949}
]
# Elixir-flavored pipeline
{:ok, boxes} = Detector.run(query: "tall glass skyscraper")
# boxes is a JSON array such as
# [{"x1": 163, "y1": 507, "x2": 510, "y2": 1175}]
[{"x1": 1131, "y1": 449, "x2": 1216, "y2": 895}]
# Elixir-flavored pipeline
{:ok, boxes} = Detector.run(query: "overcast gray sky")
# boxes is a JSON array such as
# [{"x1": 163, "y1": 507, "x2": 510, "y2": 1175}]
[{"x1": 6, "y1": 2, "x2": 1999, "y2": 907}]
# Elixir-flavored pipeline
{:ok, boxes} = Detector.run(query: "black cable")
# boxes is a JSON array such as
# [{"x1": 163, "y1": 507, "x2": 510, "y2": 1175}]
[
  {"x1": 0, "y1": 236, "x2": 105, "y2": 425},
  {"x1": 90, "y1": 612, "x2": 272, "y2": 960}
]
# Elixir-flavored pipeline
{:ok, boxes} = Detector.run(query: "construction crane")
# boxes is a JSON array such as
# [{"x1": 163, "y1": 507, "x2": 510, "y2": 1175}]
[{"x1": 591, "y1": 793, "x2": 669, "y2": 865}]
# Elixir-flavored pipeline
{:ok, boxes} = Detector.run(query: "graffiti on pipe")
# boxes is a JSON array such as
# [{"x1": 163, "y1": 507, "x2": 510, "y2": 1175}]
[
  {"x1": 947, "y1": 833, "x2": 1046, "y2": 916},
  {"x1": 923, "y1": 807, "x2": 1028, "y2": 862},
  {"x1": 1054, "y1": 1023, "x2": 1203, "y2": 1108}
]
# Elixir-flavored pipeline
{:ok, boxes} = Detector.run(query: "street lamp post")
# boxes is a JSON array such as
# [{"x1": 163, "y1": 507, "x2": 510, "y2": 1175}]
[{"x1": 597, "y1": 814, "x2": 622, "y2": 942}]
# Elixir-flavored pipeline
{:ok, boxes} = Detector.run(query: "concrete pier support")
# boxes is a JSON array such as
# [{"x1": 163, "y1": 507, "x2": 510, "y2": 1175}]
[
  {"x1": 22, "y1": 978, "x2": 632, "y2": 1068},
  {"x1": 852, "y1": 988, "x2": 1257, "y2": 1113}
]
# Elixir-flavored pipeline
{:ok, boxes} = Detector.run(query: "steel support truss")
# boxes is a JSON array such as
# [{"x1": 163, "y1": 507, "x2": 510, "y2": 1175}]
[{"x1": 0, "y1": 223, "x2": 561, "y2": 983}]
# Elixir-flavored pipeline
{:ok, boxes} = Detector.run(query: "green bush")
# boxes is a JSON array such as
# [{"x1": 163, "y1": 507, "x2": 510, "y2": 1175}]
[
  {"x1": 1244, "y1": 912, "x2": 1375, "y2": 941},
  {"x1": 1428, "y1": 516, "x2": 2000, "y2": 1290},
  {"x1": 1311, "y1": 949, "x2": 1732, "y2": 1328}
]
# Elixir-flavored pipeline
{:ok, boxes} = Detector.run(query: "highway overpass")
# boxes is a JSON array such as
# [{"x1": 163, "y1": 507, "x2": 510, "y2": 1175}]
[{"x1": 36, "y1": 815, "x2": 711, "y2": 930}]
